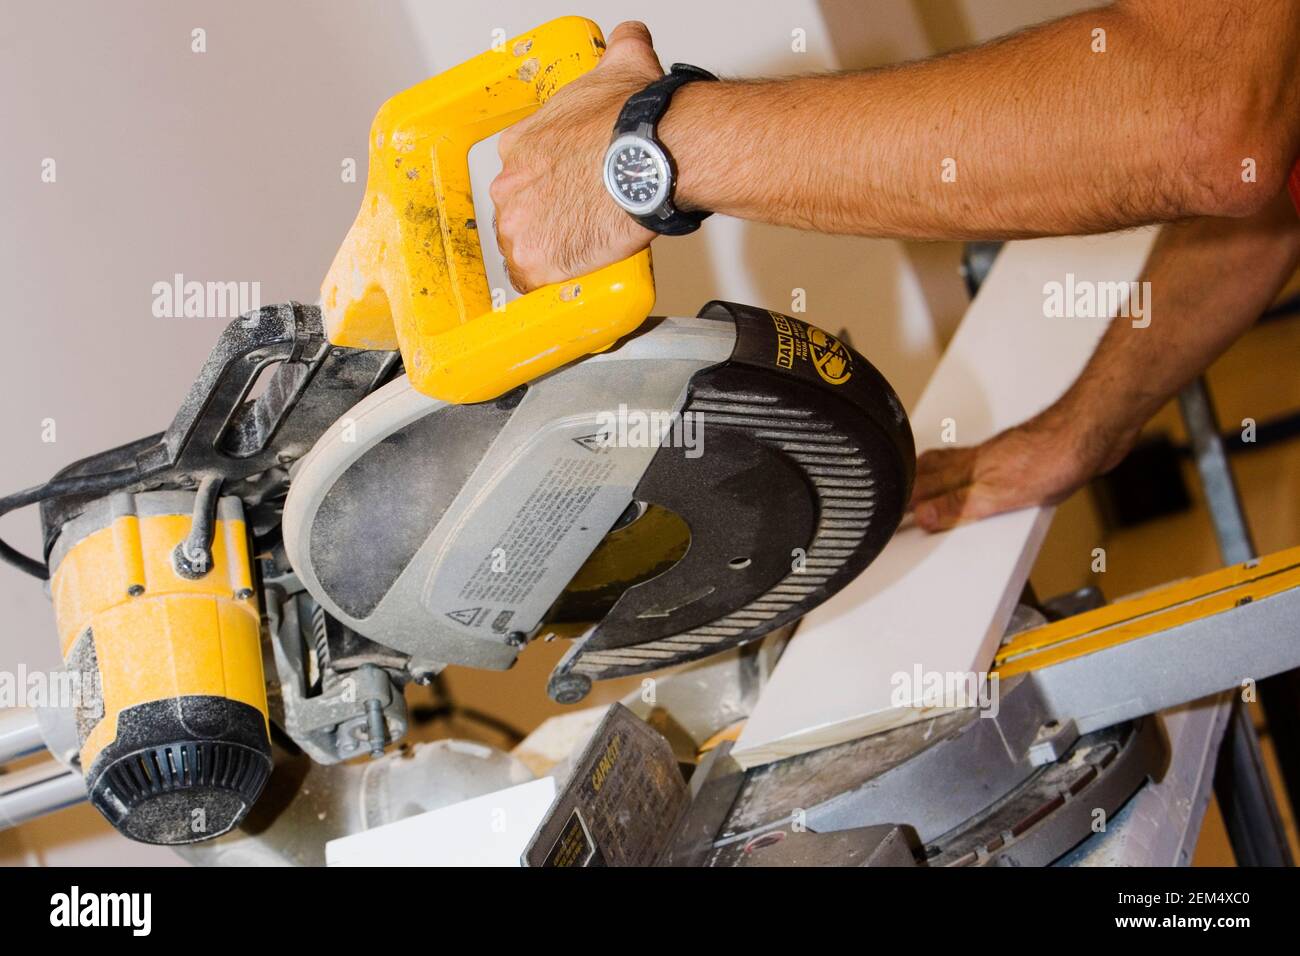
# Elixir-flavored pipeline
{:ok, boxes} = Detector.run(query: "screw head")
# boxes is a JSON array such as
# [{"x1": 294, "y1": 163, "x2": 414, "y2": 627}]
[{"x1": 547, "y1": 671, "x2": 591, "y2": 705}]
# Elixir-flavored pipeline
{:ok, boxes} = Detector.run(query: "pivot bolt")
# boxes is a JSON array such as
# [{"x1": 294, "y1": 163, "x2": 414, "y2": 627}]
[{"x1": 547, "y1": 671, "x2": 591, "y2": 706}]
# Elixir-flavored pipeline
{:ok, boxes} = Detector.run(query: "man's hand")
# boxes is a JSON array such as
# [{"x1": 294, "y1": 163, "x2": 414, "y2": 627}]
[
  {"x1": 909, "y1": 401, "x2": 1138, "y2": 532},
  {"x1": 491, "y1": 21, "x2": 662, "y2": 292},
  {"x1": 910, "y1": 188, "x2": 1300, "y2": 534}
]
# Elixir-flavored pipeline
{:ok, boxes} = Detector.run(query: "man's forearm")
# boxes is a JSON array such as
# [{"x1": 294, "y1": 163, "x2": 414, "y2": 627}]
[
  {"x1": 662, "y1": 1, "x2": 1300, "y2": 240},
  {"x1": 1056, "y1": 189, "x2": 1300, "y2": 463},
  {"x1": 908, "y1": 188, "x2": 1300, "y2": 531}
]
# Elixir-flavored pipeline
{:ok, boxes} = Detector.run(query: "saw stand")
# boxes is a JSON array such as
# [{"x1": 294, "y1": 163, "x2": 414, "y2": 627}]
[
  {"x1": 1047, "y1": 376, "x2": 1294, "y2": 866},
  {"x1": 1139, "y1": 376, "x2": 1294, "y2": 866}
]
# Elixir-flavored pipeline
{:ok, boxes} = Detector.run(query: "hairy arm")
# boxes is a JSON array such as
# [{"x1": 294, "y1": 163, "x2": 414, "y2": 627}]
[
  {"x1": 494, "y1": 2, "x2": 1300, "y2": 289},
  {"x1": 664, "y1": 0, "x2": 1300, "y2": 239},
  {"x1": 910, "y1": 187, "x2": 1300, "y2": 531}
]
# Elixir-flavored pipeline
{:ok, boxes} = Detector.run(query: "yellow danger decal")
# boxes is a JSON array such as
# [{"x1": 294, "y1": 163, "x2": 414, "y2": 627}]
[
  {"x1": 806, "y1": 326, "x2": 852, "y2": 385},
  {"x1": 770, "y1": 312, "x2": 796, "y2": 369},
  {"x1": 769, "y1": 312, "x2": 852, "y2": 385}
]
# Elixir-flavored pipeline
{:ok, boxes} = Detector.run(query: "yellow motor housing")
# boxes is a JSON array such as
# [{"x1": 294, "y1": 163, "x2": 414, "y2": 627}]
[{"x1": 48, "y1": 490, "x2": 271, "y2": 845}]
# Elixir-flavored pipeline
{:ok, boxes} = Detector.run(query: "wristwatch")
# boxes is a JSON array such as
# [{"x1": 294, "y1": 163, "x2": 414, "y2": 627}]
[{"x1": 602, "y1": 63, "x2": 718, "y2": 236}]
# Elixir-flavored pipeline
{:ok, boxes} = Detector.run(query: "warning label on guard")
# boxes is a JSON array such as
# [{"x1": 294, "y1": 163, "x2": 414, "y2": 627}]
[
  {"x1": 769, "y1": 311, "x2": 853, "y2": 385},
  {"x1": 450, "y1": 454, "x2": 617, "y2": 618}
]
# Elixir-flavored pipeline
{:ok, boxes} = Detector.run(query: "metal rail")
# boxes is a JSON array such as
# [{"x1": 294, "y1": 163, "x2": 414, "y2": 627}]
[{"x1": 0, "y1": 708, "x2": 45, "y2": 765}]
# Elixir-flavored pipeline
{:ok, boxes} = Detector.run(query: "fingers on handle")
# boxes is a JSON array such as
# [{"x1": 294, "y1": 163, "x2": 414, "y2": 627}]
[
  {"x1": 604, "y1": 20, "x2": 662, "y2": 71},
  {"x1": 492, "y1": 214, "x2": 530, "y2": 293},
  {"x1": 505, "y1": 259, "x2": 532, "y2": 295},
  {"x1": 608, "y1": 20, "x2": 653, "y2": 49}
]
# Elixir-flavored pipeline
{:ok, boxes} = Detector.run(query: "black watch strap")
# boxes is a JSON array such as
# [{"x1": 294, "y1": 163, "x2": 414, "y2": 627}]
[
  {"x1": 617, "y1": 63, "x2": 716, "y2": 129},
  {"x1": 613, "y1": 63, "x2": 717, "y2": 236}
]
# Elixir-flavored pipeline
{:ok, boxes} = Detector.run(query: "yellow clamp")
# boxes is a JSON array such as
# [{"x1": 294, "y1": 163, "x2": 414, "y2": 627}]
[{"x1": 322, "y1": 16, "x2": 656, "y2": 403}]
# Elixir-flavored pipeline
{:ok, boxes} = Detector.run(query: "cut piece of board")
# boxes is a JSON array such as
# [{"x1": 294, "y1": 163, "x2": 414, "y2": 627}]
[
  {"x1": 732, "y1": 230, "x2": 1157, "y2": 768},
  {"x1": 325, "y1": 777, "x2": 556, "y2": 867}
]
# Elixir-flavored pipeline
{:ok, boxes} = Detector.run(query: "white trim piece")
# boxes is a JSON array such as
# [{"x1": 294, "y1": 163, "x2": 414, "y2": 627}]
[{"x1": 325, "y1": 777, "x2": 557, "y2": 867}]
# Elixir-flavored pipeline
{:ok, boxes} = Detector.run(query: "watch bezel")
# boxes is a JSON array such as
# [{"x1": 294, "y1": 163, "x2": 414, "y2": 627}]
[{"x1": 603, "y1": 133, "x2": 672, "y2": 217}]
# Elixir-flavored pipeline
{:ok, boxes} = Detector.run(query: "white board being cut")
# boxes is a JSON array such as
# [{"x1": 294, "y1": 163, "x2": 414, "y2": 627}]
[{"x1": 731, "y1": 230, "x2": 1157, "y2": 768}]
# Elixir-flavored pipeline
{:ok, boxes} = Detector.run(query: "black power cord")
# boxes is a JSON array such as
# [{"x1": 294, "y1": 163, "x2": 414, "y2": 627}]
[{"x1": 0, "y1": 467, "x2": 138, "y2": 580}]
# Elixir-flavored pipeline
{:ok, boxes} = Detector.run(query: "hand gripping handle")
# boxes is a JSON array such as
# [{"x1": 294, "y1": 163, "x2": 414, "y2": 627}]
[{"x1": 321, "y1": 17, "x2": 656, "y2": 403}]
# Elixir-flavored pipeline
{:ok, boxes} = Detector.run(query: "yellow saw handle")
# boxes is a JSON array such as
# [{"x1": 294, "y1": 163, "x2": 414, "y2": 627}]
[{"x1": 322, "y1": 16, "x2": 656, "y2": 403}]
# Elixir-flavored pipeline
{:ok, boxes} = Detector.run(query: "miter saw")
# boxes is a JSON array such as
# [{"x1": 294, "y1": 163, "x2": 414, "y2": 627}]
[{"x1": 0, "y1": 17, "x2": 913, "y2": 846}]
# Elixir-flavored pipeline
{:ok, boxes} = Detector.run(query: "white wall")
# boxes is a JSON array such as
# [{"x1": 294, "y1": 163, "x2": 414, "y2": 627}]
[{"x1": 0, "y1": 0, "x2": 429, "y2": 865}]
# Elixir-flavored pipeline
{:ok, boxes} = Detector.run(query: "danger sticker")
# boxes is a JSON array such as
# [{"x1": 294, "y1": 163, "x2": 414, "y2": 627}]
[
  {"x1": 769, "y1": 312, "x2": 852, "y2": 385},
  {"x1": 771, "y1": 312, "x2": 796, "y2": 369}
]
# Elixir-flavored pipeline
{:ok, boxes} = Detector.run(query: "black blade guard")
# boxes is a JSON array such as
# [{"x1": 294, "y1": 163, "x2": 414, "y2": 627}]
[{"x1": 552, "y1": 301, "x2": 915, "y2": 695}]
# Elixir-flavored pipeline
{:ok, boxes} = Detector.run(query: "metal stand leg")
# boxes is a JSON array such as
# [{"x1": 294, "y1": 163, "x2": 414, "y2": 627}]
[{"x1": 1179, "y1": 377, "x2": 1295, "y2": 866}]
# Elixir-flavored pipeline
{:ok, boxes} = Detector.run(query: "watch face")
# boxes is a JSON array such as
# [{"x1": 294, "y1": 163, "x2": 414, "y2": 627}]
[{"x1": 604, "y1": 136, "x2": 669, "y2": 215}]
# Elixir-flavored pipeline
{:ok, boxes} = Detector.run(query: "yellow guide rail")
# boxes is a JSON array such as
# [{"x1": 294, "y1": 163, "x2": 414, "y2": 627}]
[{"x1": 995, "y1": 544, "x2": 1300, "y2": 678}]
